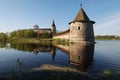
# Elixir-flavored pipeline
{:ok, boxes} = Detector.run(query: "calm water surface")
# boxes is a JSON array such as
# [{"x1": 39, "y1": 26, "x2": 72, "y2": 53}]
[{"x1": 0, "y1": 40, "x2": 120, "y2": 75}]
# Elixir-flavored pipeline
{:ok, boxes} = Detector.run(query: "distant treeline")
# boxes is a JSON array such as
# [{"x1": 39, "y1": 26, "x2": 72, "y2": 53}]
[{"x1": 95, "y1": 35, "x2": 120, "y2": 40}]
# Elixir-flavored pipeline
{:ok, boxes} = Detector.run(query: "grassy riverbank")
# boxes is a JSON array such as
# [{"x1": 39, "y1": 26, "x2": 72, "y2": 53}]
[{"x1": 9, "y1": 37, "x2": 72, "y2": 45}]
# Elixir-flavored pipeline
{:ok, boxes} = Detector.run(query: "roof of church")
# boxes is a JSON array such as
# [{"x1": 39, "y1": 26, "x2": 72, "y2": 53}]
[
  {"x1": 33, "y1": 28, "x2": 51, "y2": 30},
  {"x1": 69, "y1": 7, "x2": 95, "y2": 24}
]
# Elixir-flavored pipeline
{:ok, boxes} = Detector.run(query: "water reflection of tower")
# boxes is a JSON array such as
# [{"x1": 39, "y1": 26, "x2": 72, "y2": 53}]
[{"x1": 69, "y1": 44, "x2": 94, "y2": 72}]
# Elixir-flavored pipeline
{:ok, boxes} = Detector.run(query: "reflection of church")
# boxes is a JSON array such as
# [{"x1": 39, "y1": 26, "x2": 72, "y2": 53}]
[{"x1": 33, "y1": 45, "x2": 56, "y2": 61}]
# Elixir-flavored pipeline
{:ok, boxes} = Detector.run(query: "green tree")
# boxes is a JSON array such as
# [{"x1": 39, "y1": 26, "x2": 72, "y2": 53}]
[
  {"x1": 10, "y1": 29, "x2": 37, "y2": 38},
  {"x1": 0, "y1": 32, "x2": 8, "y2": 42}
]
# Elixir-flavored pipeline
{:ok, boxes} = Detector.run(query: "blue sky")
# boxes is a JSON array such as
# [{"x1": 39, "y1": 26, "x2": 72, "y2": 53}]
[{"x1": 0, "y1": 0, "x2": 120, "y2": 35}]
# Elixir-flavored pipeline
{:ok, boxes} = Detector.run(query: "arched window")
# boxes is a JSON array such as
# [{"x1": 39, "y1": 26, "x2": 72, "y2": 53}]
[{"x1": 78, "y1": 26, "x2": 80, "y2": 30}]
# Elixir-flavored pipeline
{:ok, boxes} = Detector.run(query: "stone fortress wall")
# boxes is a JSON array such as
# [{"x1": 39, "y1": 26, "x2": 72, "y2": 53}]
[{"x1": 53, "y1": 29, "x2": 70, "y2": 39}]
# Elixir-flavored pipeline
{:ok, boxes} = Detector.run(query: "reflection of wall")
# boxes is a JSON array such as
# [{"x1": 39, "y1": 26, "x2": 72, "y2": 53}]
[
  {"x1": 33, "y1": 45, "x2": 52, "y2": 52},
  {"x1": 55, "y1": 44, "x2": 94, "y2": 72},
  {"x1": 54, "y1": 45, "x2": 69, "y2": 53}
]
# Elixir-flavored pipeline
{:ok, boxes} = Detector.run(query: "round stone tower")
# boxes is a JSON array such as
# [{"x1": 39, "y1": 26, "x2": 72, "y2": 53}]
[
  {"x1": 51, "y1": 20, "x2": 56, "y2": 35},
  {"x1": 69, "y1": 7, "x2": 95, "y2": 44}
]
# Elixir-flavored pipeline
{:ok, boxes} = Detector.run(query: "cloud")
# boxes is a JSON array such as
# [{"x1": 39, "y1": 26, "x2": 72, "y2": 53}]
[
  {"x1": 95, "y1": 12, "x2": 120, "y2": 29},
  {"x1": 94, "y1": 12, "x2": 120, "y2": 35}
]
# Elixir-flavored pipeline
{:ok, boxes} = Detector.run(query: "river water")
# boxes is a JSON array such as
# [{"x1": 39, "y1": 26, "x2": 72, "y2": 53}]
[{"x1": 0, "y1": 40, "x2": 120, "y2": 77}]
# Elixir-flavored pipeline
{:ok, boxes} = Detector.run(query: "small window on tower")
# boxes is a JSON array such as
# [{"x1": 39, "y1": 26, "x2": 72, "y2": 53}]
[
  {"x1": 78, "y1": 26, "x2": 80, "y2": 30},
  {"x1": 78, "y1": 56, "x2": 80, "y2": 60}
]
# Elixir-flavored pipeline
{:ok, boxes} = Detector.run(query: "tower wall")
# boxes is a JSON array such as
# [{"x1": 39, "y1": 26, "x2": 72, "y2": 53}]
[{"x1": 69, "y1": 21, "x2": 94, "y2": 43}]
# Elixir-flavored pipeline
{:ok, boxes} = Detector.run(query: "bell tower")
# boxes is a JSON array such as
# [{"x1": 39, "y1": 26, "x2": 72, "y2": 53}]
[
  {"x1": 69, "y1": 6, "x2": 95, "y2": 43},
  {"x1": 51, "y1": 20, "x2": 56, "y2": 35}
]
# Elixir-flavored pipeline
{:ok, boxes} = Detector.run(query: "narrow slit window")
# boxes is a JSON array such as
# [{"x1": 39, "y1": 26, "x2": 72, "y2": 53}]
[
  {"x1": 78, "y1": 26, "x2": 80, "y2": 30},
  {"x1": 78, "y1": 56, "x2": 80, "y2": 59}
]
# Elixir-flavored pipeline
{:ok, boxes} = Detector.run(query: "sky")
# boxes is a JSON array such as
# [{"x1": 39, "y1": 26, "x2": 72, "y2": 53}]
[{"x1": 0, "y1": 0, "x2": 120, "y2": 35}]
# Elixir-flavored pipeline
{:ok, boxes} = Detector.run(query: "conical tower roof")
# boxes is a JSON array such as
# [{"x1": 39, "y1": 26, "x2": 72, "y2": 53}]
[
  {"x1": 69, "y1": 7, "x2": 95, "y2": 24},
  {"x1": 74, "y1": 7, "x2": 90, "y2": 21}
]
